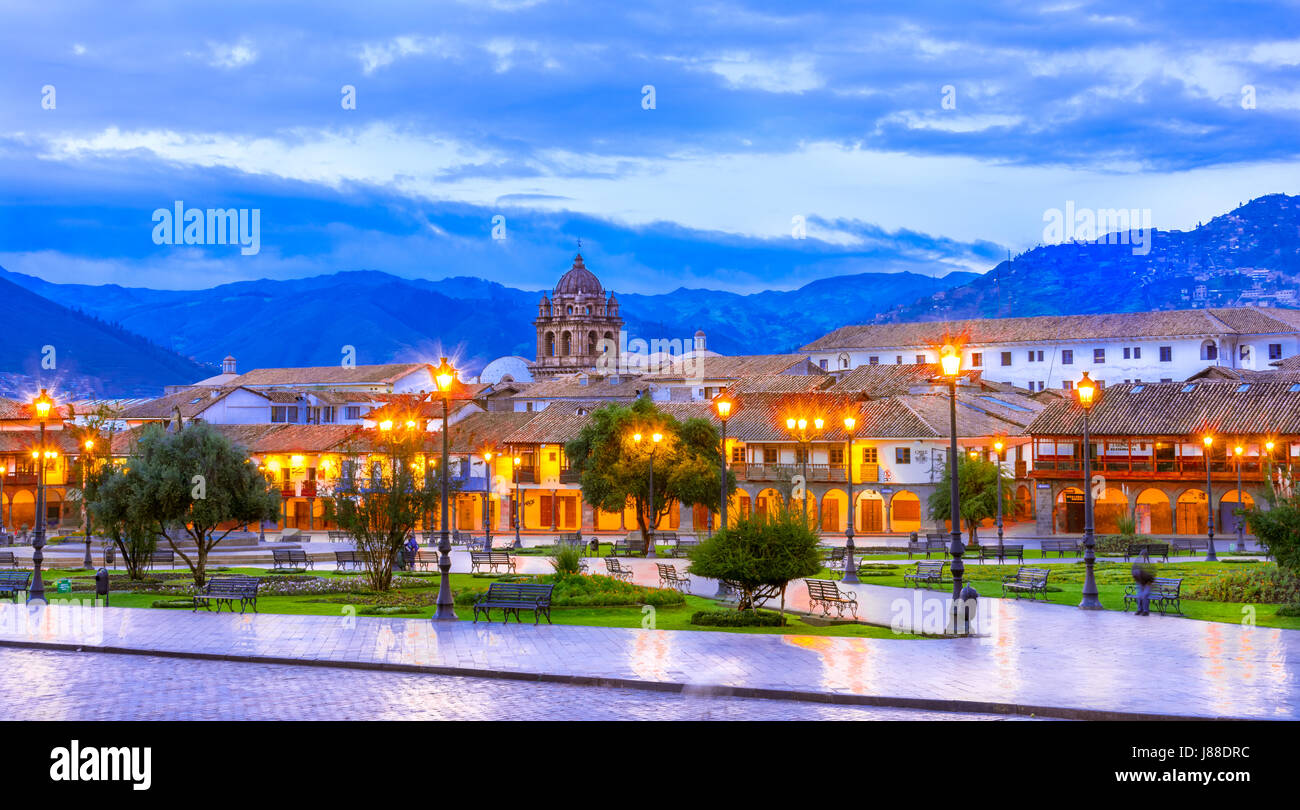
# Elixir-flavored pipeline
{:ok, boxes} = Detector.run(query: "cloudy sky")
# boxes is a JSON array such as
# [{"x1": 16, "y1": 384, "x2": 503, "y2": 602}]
[{"x1": 3, "y1": 0, "x2": 1300, "y2": 294}]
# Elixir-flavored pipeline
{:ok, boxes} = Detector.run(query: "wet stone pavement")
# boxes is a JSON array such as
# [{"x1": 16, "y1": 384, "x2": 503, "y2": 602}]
[{"x1": 0, "y1": 647, "x2": 1011, "y2": 721}]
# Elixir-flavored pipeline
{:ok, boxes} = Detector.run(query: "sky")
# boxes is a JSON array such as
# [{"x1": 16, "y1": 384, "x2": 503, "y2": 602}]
[{"x1": 3, "y1": 0, "x2": 1300, "y2": 294}]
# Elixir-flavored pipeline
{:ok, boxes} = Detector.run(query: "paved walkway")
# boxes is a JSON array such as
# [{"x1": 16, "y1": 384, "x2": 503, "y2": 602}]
[{"x1": 0, "y1": 594, "x2": 1294, "y2": 719}]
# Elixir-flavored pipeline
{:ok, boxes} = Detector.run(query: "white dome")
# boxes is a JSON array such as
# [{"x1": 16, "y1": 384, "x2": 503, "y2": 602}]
[{"x1": 479, "y1": 356, "x2": 534, "y2": 384}]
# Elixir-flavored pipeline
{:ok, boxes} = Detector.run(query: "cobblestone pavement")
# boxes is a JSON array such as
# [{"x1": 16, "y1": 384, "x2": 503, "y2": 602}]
[
  {"x1": 0, "y1": 647, "x2": 1008, "y2": 721},
  {"x1": 0, "y1": 598, "x2": 1294, "y2": 718}
]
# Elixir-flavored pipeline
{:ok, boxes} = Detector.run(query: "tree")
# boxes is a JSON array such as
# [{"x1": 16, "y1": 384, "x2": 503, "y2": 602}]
[
  {"x1": 565, "y1": 398, "x2": 733, "y2": 536},
  {"x1": 1248, "y1": 467, "x2": 1300, "y2": 578},
  {"x1": 687, "y1": 506, "x2": 822, "y2": 621},
  {"x1": 926, "y1": 457, "x2": 1014, "y2": 545},
  {"x1": 131, "y1": 422, "x2": 281, "y2": 587},
  {"x1": 86, "y1": 464, "x2": 156, "y2": 580},
  {"x1": 323, "y1": 416, "x2": 457, "y2": 592}
]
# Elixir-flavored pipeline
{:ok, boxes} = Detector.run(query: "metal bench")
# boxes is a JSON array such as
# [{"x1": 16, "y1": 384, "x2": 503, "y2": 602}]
[
  {"x1": 824, "y1": 546, "x2": 846, "y2": 574},
  {"x1": 472, "y1": 582, "x2": 554, "y2": 624},
  {"x1": 611, "y1": 534, "x2": 650, "y2": 557},
  {"x1": 327, "y1": 531, "x2": 352, "y2": 543},
  {"x1": 908, "y1": 534, "x2": 949, "y2": 559},
  {"x1": 670, "y1": 536, "x2": 700, "y2": 558},
  {"x1": 1124, "y1": 576, "x2": 1183, "y2": 615},
  {"x1": 806, "y1": 578, "x2": 858, "y2": 619},
  {"x1": 1039, "y1": 539, "x2": 1080, "y2": 557},
  {"x1": 144, "y1": 550, "x2": 175, "y2": 571},
  {"x1": 1170, "y1": 538, "x2": 1209, "y2": 556},
  {"x1": 978, "y1": 543, "x2": 1025, "y2": 564},
  {"x1": 409, "y1": 549, "x2": 437, "y2": 571},
  {"x1": 0, "y1": 571, "x2": 32, "y2": 602},
  {"x1": 334, "y1": 550, "x2": 365, "y2": 571},
  {"x1": 1001, "y1": 567, "x2": 1051, "y2": 601},
  {"x1": 0, "y1": 551, "x2": 19, "y2": 568},
  {"x1": 271, "y1": 548, "x2": 313, "y2": 571},
  {"x1": 1124, "y1": 543, "x2": 1170, "y2": 563},
  {"x1": 469, "y1": 551, "x2": 516, "y2": 575},
  {"x1": 655, "y1": 563, "x2": 691, "y2": 593},
  {"x1": 192, "y1": 575, "x2": 260, "y2": 613},
  {"x1": 903, "y1": 560, "x2": 946, "y2": 589},
  {"x1": 604, "y1": 557, "x2": 634, "y2": 582}
]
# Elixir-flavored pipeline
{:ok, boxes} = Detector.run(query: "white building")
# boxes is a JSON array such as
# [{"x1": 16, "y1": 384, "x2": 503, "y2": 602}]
[{"x1": 801, "y1": 307, "x2": 1300, "y2": 391}]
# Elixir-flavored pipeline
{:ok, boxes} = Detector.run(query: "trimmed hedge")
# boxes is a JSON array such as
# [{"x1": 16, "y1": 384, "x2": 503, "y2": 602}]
[
  {"x1": 690, "y1": 610, "x2": 786, "y2": 627},
  {"x1": 453, "y1": 573, "x2": 685, "y2": 608},
  {"x1": 1185, "y1": 566, "x2": 1300, "y2": 604}
]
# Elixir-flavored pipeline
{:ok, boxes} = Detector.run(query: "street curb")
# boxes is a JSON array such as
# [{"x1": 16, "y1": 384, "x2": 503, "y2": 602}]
[{"x1": 0, "y1": 637, "x2": 1231, "y2": 721}]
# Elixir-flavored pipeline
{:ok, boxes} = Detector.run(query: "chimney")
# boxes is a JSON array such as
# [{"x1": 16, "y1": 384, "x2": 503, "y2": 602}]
[
  {"x1": 222, "y1": 355, "x2": 237, "y2": 375},
  {"x1": 694, "y1": 330, "x2": 707, "y2": 352}
]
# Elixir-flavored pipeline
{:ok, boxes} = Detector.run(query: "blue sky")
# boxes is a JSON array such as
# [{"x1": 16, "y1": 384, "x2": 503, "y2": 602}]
[{"x1": 3, "y1": 0, "x2": 1300, "y2": 293}]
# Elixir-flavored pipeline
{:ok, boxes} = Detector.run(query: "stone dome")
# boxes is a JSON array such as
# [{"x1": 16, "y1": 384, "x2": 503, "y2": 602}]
[{"x1": 554, "y1": 254, "x2": 604, "y2": 296}]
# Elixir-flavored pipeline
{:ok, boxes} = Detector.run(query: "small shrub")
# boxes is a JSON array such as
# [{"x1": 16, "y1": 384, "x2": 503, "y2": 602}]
[
  {"x1": 549, "y1": 542, "x2": 584, "y2": 576},
  {"x1": 1186, "y1": 566, "x2": 1300, "y2": 604},
  {"x1": 1095, "y1": 534, "x2": 1154, "y2": 555},
  {"x1": 1276, "y1": 604, "x2": 1300, "y2": 617},
  {"x1": 1114, "y1": 513, "x2": 1137, "y2": 537},
  {"x1": 151, "y1": 598, "x2": 193, "y2": 609},
  {"x1": 690, "y1": 610, "x2": 786, "y2": 627}
]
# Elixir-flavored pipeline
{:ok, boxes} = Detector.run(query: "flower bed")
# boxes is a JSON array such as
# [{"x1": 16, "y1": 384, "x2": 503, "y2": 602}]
[{"x1": 452, "y1": 573, "x2": 685, "y2": 607}]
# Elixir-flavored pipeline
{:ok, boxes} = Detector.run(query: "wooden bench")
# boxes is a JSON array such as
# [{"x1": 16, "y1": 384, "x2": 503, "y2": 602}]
[
  {"x1": 192, "y1": 575, "x2": 260, "y2": 613},
  {"x1": 0, "y1": 551, "x2": 19, "y2": 568},
  {"x1": 556, "y1": 532, "x2": 590, "y2": 553},
  {"x1": 611, "y1": 534, "x2": 650, "y2": 557},
  {"x1": 0, "y1": 571, "x2": 31, "y2": 602},
  {"x1": 1124, "y1": 543, "x2": 1170, "y2": 563},
  {"x1": 469, "y1": 551, "x2": 516, "y2": 575},
  {"x1": 648, "y1": 532, "x2": 677, "y2": 554},
  {"x1": 1040, "y1": 539, "x2": 1080, "y2": 557},
  {"x1": 334, "y1": 550, "x2": 365, "y2": 571},
  {"x1": 144, "y1": 550, "x2": 175, "y2": 570},
  {"x1": 806, "y1": 578, "x2": 858, "y2": 619},
  {"x1": 655, "y1": 563, "x2": 691, "y2": 593},
  {"x1": 977, "y1": 543, "x2": 1025, "y2": 564},
  {"x1": 271, "y1": 548, "x2": 313, "y2": 571},
  {"x1": 1001, "y1": 567, "x2": 1051, "y2": 601},
  {"x1": 903, "y1": 560, "x2": 946, "y2": 589},
  {"x1": 409, "y1": 549, "x2": 437, "y2": 571},
  {"x1": 908, "y1": 534, "x2": 949, "y2": 559},
  {"x1": 472, "y1": 582, "x2": 554, "y2": 624},
  {"x1": 1170, "y1": 538, "x2": 1209, "y2": 556},
  {"x1": 1124, "y1": 577, "x2": 1184, "y2": 615},
  {"x1": 604, "y1": 557, "x2": 634, "y2": 582}
]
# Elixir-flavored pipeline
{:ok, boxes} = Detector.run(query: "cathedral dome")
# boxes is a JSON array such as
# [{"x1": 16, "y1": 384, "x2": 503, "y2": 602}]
[{"x1": 554, "y1": 254, "x2": 603, "y2": 296}]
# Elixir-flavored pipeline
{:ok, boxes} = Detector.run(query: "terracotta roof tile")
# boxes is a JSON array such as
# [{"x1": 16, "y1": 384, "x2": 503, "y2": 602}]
[{"x1": 1027, "y1": 380, "x2": 1300, "y2": 437}]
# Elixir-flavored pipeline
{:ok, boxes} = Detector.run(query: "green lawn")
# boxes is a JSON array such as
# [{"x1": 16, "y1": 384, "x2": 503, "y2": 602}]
[
  {"x1": 32, "y1": 567, "x2": 917, "y2": 639},
  {"x1": 846, "y1": 559, "x2": 1300, "y2": 630}
]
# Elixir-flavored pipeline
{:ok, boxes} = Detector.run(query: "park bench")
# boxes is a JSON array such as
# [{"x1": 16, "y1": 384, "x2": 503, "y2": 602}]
[
  {"x1": 1170, "y1": 538, "x2": 1209, "y2": 556},
  {"x1": 0, "y1": 571, "x2": 32, "y2": 602},
  {"x1": 144, "y1": 550, "x2": 175, "y2": 571},
  {"x1": 334, "y1": 550, "x2": 365, "y2": 571},
  {"x1": 192, "y1": 575, "x2": 260, "y2": 614},
  {"x1": 409, "y1": 549, "x2": 437, "y2": 571},
  {"x1": 977, "y1": 543, "x2": 1025, "y2": 564},
  {"x1": 903, "y1": 560, "x2": 946, "y2": 589},
  {"x1": 604, "y1": 557, "x2": 634, "y2": 582},
  {"x1": 556, "y1": 532, "x2": 590, "y2": 553},
  {"x1": 472, "y1": 582, "x2": 554, "y2": 624},
  {"x1": 824, "y1": 546, "x2": 846, "y2": 574},
  {"x1": 271, "y1": 548, "x2": 313, "y2": 571},
  {"x1": 1040, "y1": 539, "x2": 1080, "y2": 557},
  {"x1": 469, "y1": 550, "x2": 516, "y2": 575},
  {"x1": 1124, "y1": 576, "x2": 1184, "y2": 615},
  {"x1": 0, "y1": 551, "x2": 19, "y2": 568},
  {"x1": 655, "y1": 563, "x2": 691, "y2": 593},
  {"x1": 806, "y1": 578, "x2": 858, "y2": 619},
  {"x1": 648, "y1": 532, "x2": 677, "y2": 555},
  {"x1": 908, "y1": 534, "x2": 950, "y2": 559},
  {"x1": 670, "y1": 535, "x2": 699, "y2": 558},
  {"x1": 611, "y1": 534, "x2": 650, "y2": 557},
  {"x1": 1001, "y1": 567, "x2": 1051, "y2": 601},
  {"x1": 1123, "y1": 543, "x2": 1170, "y2": 563},
  {"x1": 327, "y1": 530, "x2": 352, "y2": 543}
]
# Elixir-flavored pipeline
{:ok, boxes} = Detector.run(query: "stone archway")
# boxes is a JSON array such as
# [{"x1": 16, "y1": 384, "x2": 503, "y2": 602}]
[
  {"x1": 1175, "y1": 488, "x2": 1208, "y2": 535},
  {"x1": 890, "y1": 490, "x2": 922, "y2": 533},
  {"x1": 1135, "y1": 488, "x2": 1172, "y2": 534},
  {"x1": 819, "y1": 488, "x2": 847, "y2": 533}
]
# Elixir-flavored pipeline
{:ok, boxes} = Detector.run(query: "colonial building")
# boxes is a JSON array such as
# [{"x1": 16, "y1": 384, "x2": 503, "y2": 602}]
[
  {"x1": 531, "y1": 254, "x2": 623, "y2": 379},
  {"x1": 801, "y1": 307, "x2": 1300, "y2": 391}
]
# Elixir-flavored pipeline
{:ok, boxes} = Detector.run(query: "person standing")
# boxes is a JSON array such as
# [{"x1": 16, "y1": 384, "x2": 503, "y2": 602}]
[{"x1": 1131, "y1": 563, "x2": 1155, "y2": 616}]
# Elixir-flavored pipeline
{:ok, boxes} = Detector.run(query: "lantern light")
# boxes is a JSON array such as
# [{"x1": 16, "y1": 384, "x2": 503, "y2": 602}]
[
  {"x1": 434, "y1": 356, "x2": 456, "y2": 393},
  {"x1": 652, "y1": 432, "x2": 662, "y2": 444},
  {"x1": 1076, "y1": 371, "x2": 1097, "y2": 409},
  {"x1": 379, "y1": 419, "x2": 393, "y2": 432},
  {"x1": 938, "y1": 344, "x2": 961, "y2": 377},
  {"x1": 1203, "y1": 434, "x2": 1213, "y2": 447},
  {"x1": 33, "y1": 388, "x2": 54, "y2": 420},
  {"x1": 713, "y1": 392, "x2": 734, "y2": 420},
  {"x1": 843, "y1": 415, "x2": 856, "y2": 432}
]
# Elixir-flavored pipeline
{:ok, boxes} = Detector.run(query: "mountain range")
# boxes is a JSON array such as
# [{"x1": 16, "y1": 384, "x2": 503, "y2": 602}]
[{"x1": 3, "y1": 194, "x2": 1299, "y2": 397}]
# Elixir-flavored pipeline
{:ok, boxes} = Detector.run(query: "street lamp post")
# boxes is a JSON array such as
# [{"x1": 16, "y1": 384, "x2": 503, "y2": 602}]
[
  {"x1": 481, "y1": 449, "x2": 494, "y2": 553},
  {"x1": 1203, "y1": 434, "x2": 1218, "y2": 562},
  {"x1": 82, "y1": 438, "x2": 95, "y2": 569},
  {"x1": 433, "y1": 357, "x2": 457, "y2": 622},
  {"x1": 784, "y1": 415, "x2": 824, "y2": 519},
  {"x1": 1233, "y1": 443, "x2": 1245, "y2": 553},
  {"x1": 1076, "y1": 372, "x2": 1102, "y2": 610},
  {"x1": 512, "y1": 455, "x2": 522, "y2": 549},
  {"x1": 843, "y1": 415, "x2": 860, "y2": 585},
  {"x1": 993, "y1": 438, "x2": 1005, "y2": 559},
  {"x1": 30, "y1": 388, "x2": 54, "y2": 604},
  {"x1": 938, "y1": 344, "x2": 965, "y2": 622},
  {"x1": 0, "y1": 464, "x2": 6, "y2": 536},
  {"x1": 712, "y1": 393, "x2": 733, "y2": 532},
  {"x1": 632, "y1": 431, "x2": 663, "y2": 558}
]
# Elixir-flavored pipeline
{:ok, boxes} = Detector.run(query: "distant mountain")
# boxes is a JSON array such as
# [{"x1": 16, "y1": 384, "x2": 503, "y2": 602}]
[
  {"x1": 879, "y1": 194, "x2": 1300, "y2": 323},
  {"x1": 0, "y1": 275, "x2": 214, "y2": 398},
  {"x1": 0, "y1": 266, "x2": 978, "y2": 377}
]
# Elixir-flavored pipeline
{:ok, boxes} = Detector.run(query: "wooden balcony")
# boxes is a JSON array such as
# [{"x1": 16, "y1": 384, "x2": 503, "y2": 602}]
[{"x1": 735, "y1": 463, "x2": 847, "y2": 483}]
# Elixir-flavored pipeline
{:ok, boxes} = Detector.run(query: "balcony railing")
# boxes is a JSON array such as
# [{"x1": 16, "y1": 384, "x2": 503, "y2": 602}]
[
  {"x1": 280, "y1": 481, "x2": 318, "y2": 497},
  {"x1": 736, "y1": 463, "x2": 847, "y2": 483}
]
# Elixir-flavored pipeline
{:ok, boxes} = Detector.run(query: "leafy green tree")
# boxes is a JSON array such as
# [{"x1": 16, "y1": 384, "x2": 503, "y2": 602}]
[
  {"x1": 687, "y1": 506, "x2": 822, "y2": 620},
  {"x1": 324, "y1": 421, "x2": 458, "y2": 592},
  {"x1": 86, "y1": 464, "x2": 156, "y2": 580},
  {"x1": 927, "y1": 457, "x2": 1014, "y2": 545},
  {"x1": 565, "y1": 398, "x2": 733, "y2": 536},
  {"x1": 131, "y1": 422, "x2": 281, "y2": 587},
  {"x1": 1248, "y1": 469, "x2": 1300, "y2": 579}
]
